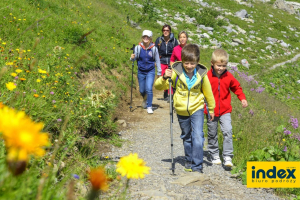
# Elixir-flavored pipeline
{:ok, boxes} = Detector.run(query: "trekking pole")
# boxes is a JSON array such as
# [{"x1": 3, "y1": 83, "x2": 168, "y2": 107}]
[
  {"x1": 129, "y1": 44, "x2": 135, "y2": 112},
  {"x1": 168, "y1": 64, "x2": 175, "y2": 175}
]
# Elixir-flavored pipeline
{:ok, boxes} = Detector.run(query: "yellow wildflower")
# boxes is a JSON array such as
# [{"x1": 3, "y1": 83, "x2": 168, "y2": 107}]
[
  {"x1": 38, "y1": 69, "x2": 47, "y2": 74},
  {"x1": 116, "y1": 153, "x2": 150, "y2": 179},
  {"x1": 41, "y1": 75, "x2": 46, "y2": 79},
  {"x1": 11, "y1": 73, "x2": 17, "y2": 77},
  {"x1": 0, "y1": 106, "x2": 49, "y2": 162},
  {"x1": 282, "y1": 139, "x2": 286, "y2": 142},
  {"x1": 15, "y1": 69, "x2": 22, "y2": 73},
  {"x1": 20, "y1": 78, "x2": 26, "y2": 81},
  {"x1": 36, "y1": 79, "x2": 41, "y2": 83},
  {"x1": 33, "y1": 94, "x2": 39, "y2": 97},
  {"x1": 6, "y1": 82, "x2": 16, "y2": 91},
  {"x1": 6, "y1": 62, "x2": 14, "y2": 66}
]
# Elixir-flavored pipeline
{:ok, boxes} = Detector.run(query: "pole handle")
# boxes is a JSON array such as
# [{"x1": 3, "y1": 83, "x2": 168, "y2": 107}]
[{"x1": 130, "y1": 44, "x2": 135, "y2": 54}]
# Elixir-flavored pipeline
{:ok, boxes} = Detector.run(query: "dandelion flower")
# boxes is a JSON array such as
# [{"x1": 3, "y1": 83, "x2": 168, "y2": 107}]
[
  {"x1": 116, "y1": 153, "x2": 150, "y2": 179},
  {"x1": 6, "y1": 82, "x2": 16, "y2": 91},
  {"x1": 20, "y1": 78, "x2": 26, "y2": 81},
  {"x1": 15, "y1": 69, "x2": 22, "y2": 73},
  {"x1": 38, "y1": 69, "x2": 47, "y2": 74},
  {"x1": 33, "y1": 94, "x2": 39, "y2": 97},
  {"x1": 89, "y1": 167, "x2": 109, "y2": 191},
  {"x1": 11, "y1": 73, "x2": 17, "y2": 77},
  {"x1": 0, "y1": 106, "x2": 49, "y2": 162},
  {"x1": 36, "y1": 79, "x2": 41, "y2": 83}
]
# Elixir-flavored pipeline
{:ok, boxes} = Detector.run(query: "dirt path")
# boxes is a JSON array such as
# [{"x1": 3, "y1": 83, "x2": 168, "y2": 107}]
[{"x1": 109, "y1": 90, "x2": 283, "y2": 200}]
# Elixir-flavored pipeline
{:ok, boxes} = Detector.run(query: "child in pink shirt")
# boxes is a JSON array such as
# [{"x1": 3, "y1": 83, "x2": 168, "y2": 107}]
[{"x1": 170, "y1": 31, "x2": 188, "y2": 67}]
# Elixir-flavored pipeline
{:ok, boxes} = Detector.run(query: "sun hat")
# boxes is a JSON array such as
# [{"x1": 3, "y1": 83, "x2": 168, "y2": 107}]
[{"x1": 142, "y1": 30, "x2": 153, "y2": 37}]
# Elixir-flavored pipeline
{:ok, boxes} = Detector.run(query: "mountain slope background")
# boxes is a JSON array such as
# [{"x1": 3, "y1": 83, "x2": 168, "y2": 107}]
[{"x1": 0, "y1": 0, "x2": 300, "y2": 199}]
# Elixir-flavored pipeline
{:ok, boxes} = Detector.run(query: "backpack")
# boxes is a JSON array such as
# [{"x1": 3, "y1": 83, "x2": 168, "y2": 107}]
[
  {"x1": 157, "y1": 36, "x2": 176, "y2": 51},
  {"x1": 135, "y1": 45, "x2": 157, "y2": 60}
]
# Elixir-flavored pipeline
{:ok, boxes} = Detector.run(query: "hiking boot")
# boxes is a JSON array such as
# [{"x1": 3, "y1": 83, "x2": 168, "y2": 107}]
[
  {"x1": 192, "y1": 168, "x2": 203, "y2": 173},
  {"x1": 184, "y1": 161, "x2": 192, "y2": 172},
  {"x1": 142, "y1": 95, "x2": 147, "y2": 109},
  {"x1": 147, "y1": 107, "x2": 153, "y2": 114},
  {"x1": 211, "y1": 156, "x2": 222, "y2": 165},
  {"x1": 224, "y1": 157, "x2": 233, "y2": 167}
]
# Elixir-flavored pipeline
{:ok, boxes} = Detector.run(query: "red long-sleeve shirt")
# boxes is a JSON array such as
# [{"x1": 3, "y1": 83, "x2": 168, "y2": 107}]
[{"x1": 205, "y1": 67, "x2": 246, "y2": 117}]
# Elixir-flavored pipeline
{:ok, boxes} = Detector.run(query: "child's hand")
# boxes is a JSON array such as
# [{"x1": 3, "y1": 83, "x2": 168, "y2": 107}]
[
  {"x1": 163, "y1": 69, "x2": 172, "y2": 79},
  {"x1": 209, "y1": 113, "x2": 214, "y2": 121},
  {"x1": 241, "y1": 99, "x2": 248, "y2": 108},
  {"x1": 131, "y1": 54, "x2": 135, "y2": 59}
]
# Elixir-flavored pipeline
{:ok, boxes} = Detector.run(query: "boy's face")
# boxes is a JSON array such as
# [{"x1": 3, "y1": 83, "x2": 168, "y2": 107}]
[
  {"x1": 183, "y1": 61, "x2": 197, "y2": 74},
  {"x1": 211, "y1": 61, "x2": 227, "y2": 76}
]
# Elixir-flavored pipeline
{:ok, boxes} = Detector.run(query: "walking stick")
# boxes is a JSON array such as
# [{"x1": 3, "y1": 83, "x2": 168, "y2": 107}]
[
  {"x1": 129, "y1": 44, "x2": 135, "y2": 112},
  {"x1": 168, "y1": 64, "x2": 175, "y2": 175}
]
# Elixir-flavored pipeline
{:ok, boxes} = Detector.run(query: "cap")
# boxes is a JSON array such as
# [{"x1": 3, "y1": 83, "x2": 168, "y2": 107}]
[{"x1": 142, "y1": 30, "x2": 153, "y2": 37}]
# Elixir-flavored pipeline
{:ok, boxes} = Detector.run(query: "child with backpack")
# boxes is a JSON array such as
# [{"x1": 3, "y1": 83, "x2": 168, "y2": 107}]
[
  {"x1": 154, "y1": 44, "x2": 215, "y2": 173},
  {"x1": 205, "y1": 49, "x2": 248, "y2": 167},
  {"x1": 130, "y1": 30, "x2": 161, "y2": 114}
]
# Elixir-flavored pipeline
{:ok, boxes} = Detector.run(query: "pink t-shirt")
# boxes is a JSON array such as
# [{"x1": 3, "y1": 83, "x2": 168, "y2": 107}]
[{"x1": 170, "y1": 45, "x2": 183, "y2": 62}]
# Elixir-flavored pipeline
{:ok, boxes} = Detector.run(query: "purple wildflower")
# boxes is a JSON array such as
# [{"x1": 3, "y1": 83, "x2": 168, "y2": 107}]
[
  {"x1": 57, "y1": 118, "x2": 62, "y2": 122},
  {"x1": 33, "y1": 89, "x2": 37, "y2": 93},
  {"x1": 254, "y1": 80, "x2": 258, "y2": 85},
  {"x1": 14, "y1": 76, "x2": 18, "y2": 80},
  {"x1": 255, "y1": 86, "x2": 265, "y2": 93},
  {"x1": 249, "y1": 109, "x2": 254, "y2": 116},
  {"x1": 52, "y1": 100, "x2": 56, "y2": 103},
  {"x1": 238, "y1": 114, "x2": 242, "y2": 118},
  {"x1": 72, "y1": 174, "x2": 80, "y2": 179},
  {"x1": 283, "y1": 146, "x2": 287, "y2": 152},
  {"x1": 250, "y1": 88, "x2": 254, "y2": 91},
  {"x1": 292, "y1": 134, "x2": 300, "y2": 142},
  {"x1": 290, "y1": 117, "x2": 299, "y2": 129},
  {"x1": 284, "y1": 129, "x2": 291, "y2": 135},
  {"x1": 231, "y1": 66, "x2": 238, "y2": 71},
  {"x1": 270, "y1": 83, "x2": 275, "y2": 88},
  {"x1": 287, "y1": 95, "x2": 290, "y2": 99},
  {"x1": 50, "y1": 91, "x2": 54, "y2": 95}
]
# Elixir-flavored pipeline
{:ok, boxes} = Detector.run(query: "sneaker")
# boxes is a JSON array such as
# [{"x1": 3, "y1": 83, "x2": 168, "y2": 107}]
[
  {"x1": 224, "y1": 157, "x2": 233, "y2": 167},
  {"x1": 211, "y1": 156, "x2": 222, "y2": 165},
  {"x1": 142, "y1": 95, "x2": 147, "y2": 109},
  {"x1": 192, "y1": 168, "x2": 203, "y2": 173},
  {"x1": 164, "y1": 96, "x2": 169, "y2": 101},
  {"x1": 147, "y1": 107, "x2": 153, "y2": 114},
  {"x1": 166, "y1": 96, "x2": 170, "y2": 103},
  {"x1": 184, "y1": 161, "x2": 192, "y2": 172},
  {"x1": 163, "y1": 91, "x2": 168, "y2": 99}
]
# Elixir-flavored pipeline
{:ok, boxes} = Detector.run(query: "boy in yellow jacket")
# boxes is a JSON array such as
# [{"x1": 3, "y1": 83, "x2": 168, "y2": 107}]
[{"x1": 154, "y1": 44, "x2": 215, "y2": 173}]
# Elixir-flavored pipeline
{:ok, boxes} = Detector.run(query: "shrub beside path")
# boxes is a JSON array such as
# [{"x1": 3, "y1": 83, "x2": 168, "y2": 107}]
[{"x1": 108, "y1": 91, "x2": 283, "y2": 200}]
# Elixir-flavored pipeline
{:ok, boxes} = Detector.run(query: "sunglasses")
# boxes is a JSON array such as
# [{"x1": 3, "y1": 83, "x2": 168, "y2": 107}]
[{"x1": 163, "y1": 29, "x2": 170, "y2": 32}]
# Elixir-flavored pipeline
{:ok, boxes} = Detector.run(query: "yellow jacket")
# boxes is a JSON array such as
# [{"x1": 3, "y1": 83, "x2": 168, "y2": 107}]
[{"x1": 154, "y1": 62, "x2": 215, "y2": 116}]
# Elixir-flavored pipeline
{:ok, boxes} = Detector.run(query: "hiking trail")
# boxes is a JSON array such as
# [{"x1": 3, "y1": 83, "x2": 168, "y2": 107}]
[{"x1": 108, "y1": 90, "x2": 283, "y2": 200}]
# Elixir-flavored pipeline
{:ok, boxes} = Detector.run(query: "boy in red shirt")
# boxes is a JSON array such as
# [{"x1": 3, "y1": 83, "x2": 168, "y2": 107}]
[{"x1": 205, "y1": 49, "x2": 248, "y2": 167}]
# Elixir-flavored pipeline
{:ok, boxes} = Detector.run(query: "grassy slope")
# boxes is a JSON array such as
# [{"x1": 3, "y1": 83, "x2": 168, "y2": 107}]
[{"x1": 0, "y1": 0, "x2": 300, "y2": 198}]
